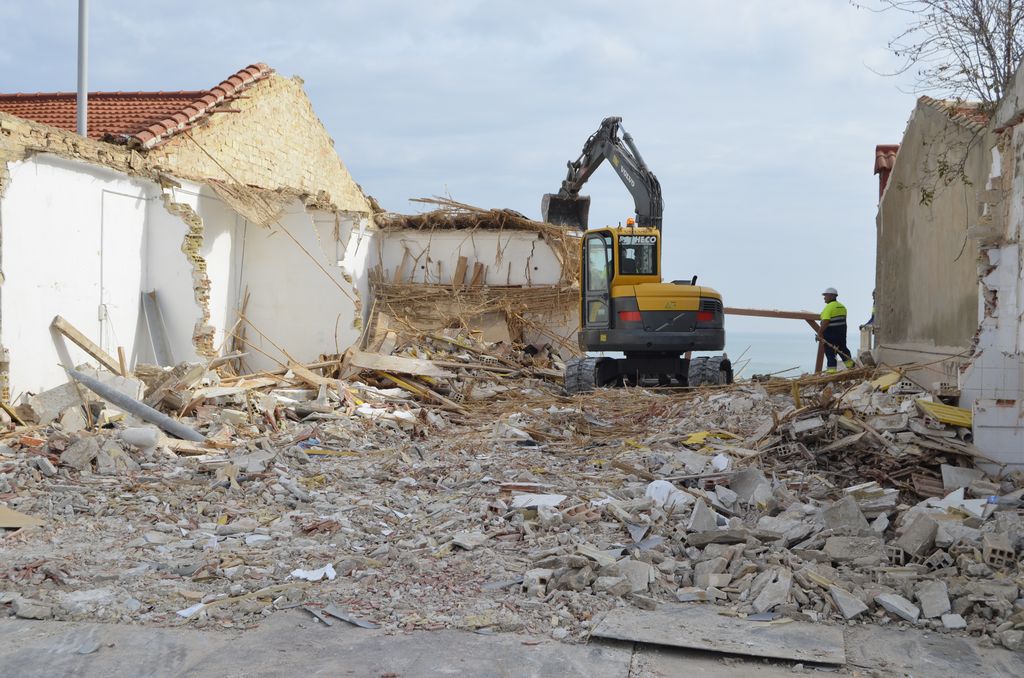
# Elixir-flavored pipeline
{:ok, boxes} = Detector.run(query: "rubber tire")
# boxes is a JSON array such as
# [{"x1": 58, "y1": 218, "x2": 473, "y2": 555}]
[
  {"x1": 688, "y1": 355, "x2": 733, "y2": 386},
  {"x1": 564, "y1": 356, "x2": 609, "y2": 394}
]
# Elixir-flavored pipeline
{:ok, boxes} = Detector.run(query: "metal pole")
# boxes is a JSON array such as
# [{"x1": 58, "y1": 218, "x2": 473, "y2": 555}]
[{"x1": 76, "y1": 0, "x2": 88, "y2": 137}]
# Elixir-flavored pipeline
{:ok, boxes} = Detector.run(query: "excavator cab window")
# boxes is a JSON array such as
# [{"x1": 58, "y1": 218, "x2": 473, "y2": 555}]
[
  {"x1": 584, "y1": 233, "x2": 613, "y2": 325},
  {"x1": 617, "y1": 234, "x2": 657, "y2": 276}
]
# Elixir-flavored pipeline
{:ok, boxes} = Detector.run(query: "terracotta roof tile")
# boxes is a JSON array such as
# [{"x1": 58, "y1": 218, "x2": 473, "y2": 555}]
[
  {"x1": 918, "y1": 95, "x2": 991, "y2": 130},
  {"x1": 874, "y1": 144, "x2": 899, "y2": 175},
  {"x1": 0, "y1": 63, "x2": 273, "y2": 148}
]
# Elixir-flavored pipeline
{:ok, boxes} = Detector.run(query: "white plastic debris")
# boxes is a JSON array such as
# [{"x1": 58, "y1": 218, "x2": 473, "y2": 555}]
[
  {"x1": 645, "y1": 480, "x2": 694, "y2": 510},
  {"x1": 176, "y1": 602, "x2": 206, "y2": 618},
  {"x1": 511, "y1": 493, "x2": 567, "y2": 509},
  {"x1": 711, "y1": 453, "x2": 730, "y2": 472},
  {"x1": 290, "y1": 563, "x2": 337, "y2": 582}
]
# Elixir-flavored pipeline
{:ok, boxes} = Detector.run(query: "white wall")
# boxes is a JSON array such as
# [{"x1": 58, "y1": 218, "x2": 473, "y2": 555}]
[
  {"x1": 379, "y1": 230, "x2": 565, "y2": 286},
  {"x1": 238, "y1": 205, "x2": 371, "y2": 371},
  {"x1": 0, "y1": 155, "x2": 154, "y2": 395},
  {"x1": 1, "y1": 158, "x2": 376, "y2": 396}
]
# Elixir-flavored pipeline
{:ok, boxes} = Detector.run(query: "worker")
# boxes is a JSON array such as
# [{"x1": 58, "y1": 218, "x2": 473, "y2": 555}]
[
  {"x1": 859, "y1": 289, "x2": 877, "y2": 330},
  {"x1": 818, "y1": 287, "x2": 855, "y2": 373}
]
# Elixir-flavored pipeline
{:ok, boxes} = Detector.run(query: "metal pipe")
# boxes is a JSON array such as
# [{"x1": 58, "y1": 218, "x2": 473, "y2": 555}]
[
  {"x1": 67, "y1": 368, "x2": 206, "y2": 442},
  {"x1": 76, "y1": 0, "x2": 88, "y2": 137}
]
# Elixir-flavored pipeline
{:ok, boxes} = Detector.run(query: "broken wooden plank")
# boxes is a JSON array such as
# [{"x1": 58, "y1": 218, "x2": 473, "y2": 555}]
[
  {"x1": 349, "y1": 350, "x2": 455, "y2": 378},
  {"x1": 50, "y1": 315, "x2": 122, "y2": 374},
  {"x1": 288, "y1": 362, "x2": 337, "y2": 388},
  {"x1": 452, "y1": 255, "x2": 468, "y2": 291},
  {"x1": 117, "y1": 346, "x2": 128, "y2": 377},
  {"x1": 378, "y1": 371, "x2": 467, "y2": 415},
  {"x1": 592, "y1": 603, "x2": 846, "y2": 665},
  {"x1": 469, "y1": 262, "x2": 486, "y2": 287}
]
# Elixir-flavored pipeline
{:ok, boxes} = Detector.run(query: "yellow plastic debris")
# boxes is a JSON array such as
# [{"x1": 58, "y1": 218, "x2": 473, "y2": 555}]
[
  {"x1": 870, "y1": 371, "x2": 902, "y2": 391},
  {"x1": 683, "y1": 430, "x2": 740, "y2": 445},
  {"x1": 916, "y1": 399, "x2": 972, "y2": 428}
]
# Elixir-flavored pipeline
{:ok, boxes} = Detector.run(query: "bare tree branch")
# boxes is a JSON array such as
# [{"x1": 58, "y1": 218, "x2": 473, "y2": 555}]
[{"x1": 855, "y1": 0, "x2": 1024, "y2": 105}]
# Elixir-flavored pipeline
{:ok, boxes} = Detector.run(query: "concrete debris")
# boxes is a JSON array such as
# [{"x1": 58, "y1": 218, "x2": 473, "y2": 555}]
[
  {"x1": 875, "y1": 593, "x2": 921, "y2": 623},
  {"x1": 915, "y1": 580, "x2": 951, "y2": 619},
  {"x1": 829, "y1": 585, "x2": 869, "y2": 619},
  {"x1": 820, "y1": 495, "x2": 870, "y2": 533},
  {"x1": 0, "y1": 330, "x2": 1021, "y2": 648}
]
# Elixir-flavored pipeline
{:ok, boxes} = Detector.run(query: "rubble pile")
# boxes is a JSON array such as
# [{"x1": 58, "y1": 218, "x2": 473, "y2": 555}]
[{"x1": 1, "y1": 334, "x2": 1022, "y2": 652}]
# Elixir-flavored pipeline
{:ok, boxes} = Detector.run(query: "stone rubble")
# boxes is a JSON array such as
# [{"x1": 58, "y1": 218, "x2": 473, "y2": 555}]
[{"x1": 0, "y1": 336, "x2": 1022, "y2": 652}]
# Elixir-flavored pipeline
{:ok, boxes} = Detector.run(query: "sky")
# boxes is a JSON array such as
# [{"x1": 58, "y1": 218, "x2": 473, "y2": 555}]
[{"x1": 0, "y1": 0, "x2": 920, "y2": 334}]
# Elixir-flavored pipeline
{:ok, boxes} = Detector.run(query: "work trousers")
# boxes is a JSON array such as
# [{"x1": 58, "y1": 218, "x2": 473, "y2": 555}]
[{"x1": 823, "y1": 324, "x2": 852, "y2": 368}]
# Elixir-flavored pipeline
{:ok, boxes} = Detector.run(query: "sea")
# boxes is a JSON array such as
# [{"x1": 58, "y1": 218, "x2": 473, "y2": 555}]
[{"x1": 692, "y1": 330, "x2": 819, "y2": 379}]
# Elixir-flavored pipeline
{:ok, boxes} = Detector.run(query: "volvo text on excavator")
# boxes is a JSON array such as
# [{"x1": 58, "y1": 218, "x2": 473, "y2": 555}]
[{"x1": 542, "y1": 116, "x2": 732, "y2": 393}]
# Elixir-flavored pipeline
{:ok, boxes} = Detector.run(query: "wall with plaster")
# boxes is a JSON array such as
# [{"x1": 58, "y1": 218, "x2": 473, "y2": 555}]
[
  {"x1": 237, "y1": 204, "x2": 371, "y2": 372},
  {"x1": 376, "y1": 229, "x2": 579, "y2": 350},
  {"x1": 874, "y1": 101, "x2": 990, "y2": 386},
  {"x1": 379, "y1": 230, "x2": 565, "y2": 286},
  {"x1": 0, "y1": 155, "x2": 153, "y2": 394}
]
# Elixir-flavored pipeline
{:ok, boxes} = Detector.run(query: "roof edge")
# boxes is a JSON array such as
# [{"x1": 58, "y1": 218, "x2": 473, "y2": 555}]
[
  {"x1": 917, "y1": 95, "x2": 990, "y2": 132},
  {"x1": 132, "y1": 63, "x2": 274, "y2": 149}
]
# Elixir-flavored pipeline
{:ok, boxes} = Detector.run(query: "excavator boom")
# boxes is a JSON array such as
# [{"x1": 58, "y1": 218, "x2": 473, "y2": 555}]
[{"x1": 541, "y1": 116, "x2": 663, "y2": 230}]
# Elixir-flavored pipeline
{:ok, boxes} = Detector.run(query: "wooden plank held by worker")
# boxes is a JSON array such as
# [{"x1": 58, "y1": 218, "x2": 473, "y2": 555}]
[{"x1": 50, "y1": 315, "x2": 122, "y2": 374}]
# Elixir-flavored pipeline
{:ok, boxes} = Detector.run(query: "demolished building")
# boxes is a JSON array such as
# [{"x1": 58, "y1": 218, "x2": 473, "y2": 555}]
[
  {"x1": 0, "y1": 64, "x2": 373, "y2": 400},
  {"x1": 0, "y1": 65, "x2": 579, "y2": 411},
  {"x1": 874, "y1": 82, "x2": 1024, "y2": 470}
]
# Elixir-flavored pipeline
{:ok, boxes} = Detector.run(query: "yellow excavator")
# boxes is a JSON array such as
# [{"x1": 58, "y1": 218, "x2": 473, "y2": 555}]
[{"x1": 542, "y1": 117, "x2": 731, "y2": 393}]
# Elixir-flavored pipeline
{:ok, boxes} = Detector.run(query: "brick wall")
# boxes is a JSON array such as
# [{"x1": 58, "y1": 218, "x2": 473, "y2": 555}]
[{"x1": 146, "y1": 74, "x2": 370, "y2": 215}]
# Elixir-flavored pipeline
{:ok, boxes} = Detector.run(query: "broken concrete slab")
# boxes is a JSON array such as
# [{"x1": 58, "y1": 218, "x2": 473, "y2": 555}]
[
  {"x1": 915, "y1": 580, "x2": 950, "y2": 619},
  {"x1": 618, "y1": 559, "x2": 656, "y2": 593},
  {"x1": 729, "y1": 467, "x2": 769, "y2": 504},
  {"x1": 59, "y1": 436, "x2": 100, "y2": 471},
  {"x1": 12, "y1": 598, "x2": 52, "y2": 620},
  {"x1": 592, "y1": 602, "x2": 845, "y2": 665},
  {"x1": 823, "y1": 536, "x2": 885, "y2": 566},
  {"x1": 752, "y1": 568, "x2": 792, "y2": 614},
  {"x1": 941, "y1": 613, "x2": 967, "y2": 630},
  {"x1": 875, "y1": 593, "x2": 920, "y2": 623},
  {"x1": 941, "y1": 464, "x2": 985, "y2": 492},
  {"x1": 820, "y1": 495, "x2": 869, "y2": 533},
  {"x1": 829, "y1": 585, "x2": 869, "y2": 619},
  {"x1": 686, "y1": 499, "x2": 719, "y2": 533},
  {"x1": 896, "y1": 514, "x2": 938, "y2": 556}
]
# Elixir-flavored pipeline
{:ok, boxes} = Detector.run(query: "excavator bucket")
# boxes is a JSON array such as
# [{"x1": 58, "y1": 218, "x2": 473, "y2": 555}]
[{"x1": 541, "y1": 193, "x2": 590, "y2": 230}]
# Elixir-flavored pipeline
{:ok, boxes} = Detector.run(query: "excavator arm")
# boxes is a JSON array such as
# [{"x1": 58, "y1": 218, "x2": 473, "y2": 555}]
[{"x1": 542, "y1": 116, "x2": 664, "y2": 230}]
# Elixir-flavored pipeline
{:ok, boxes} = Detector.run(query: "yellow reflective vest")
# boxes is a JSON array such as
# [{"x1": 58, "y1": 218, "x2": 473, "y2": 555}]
[{"x1": 820, "y1": 300, "x2": 847, "y2": 327}]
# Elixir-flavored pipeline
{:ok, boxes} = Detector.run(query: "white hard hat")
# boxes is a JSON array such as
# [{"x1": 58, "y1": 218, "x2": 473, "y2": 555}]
[{"x1": 822, "y1": 287, "x2": 838, "y2": 295}]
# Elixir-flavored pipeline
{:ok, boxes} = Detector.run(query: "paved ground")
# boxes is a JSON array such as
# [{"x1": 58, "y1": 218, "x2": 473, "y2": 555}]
[{"x1": 1, "y1": 610, "x2": 1022, "y2": 677}]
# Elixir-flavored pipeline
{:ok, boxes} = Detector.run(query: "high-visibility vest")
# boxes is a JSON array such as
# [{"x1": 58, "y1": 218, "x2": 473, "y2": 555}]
[{"x1": 821, "y1": 300, "x2": 847, "y2": 327}]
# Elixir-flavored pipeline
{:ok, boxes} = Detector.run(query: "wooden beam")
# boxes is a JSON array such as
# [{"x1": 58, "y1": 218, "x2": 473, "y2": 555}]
[
  {"x1": 452, "y1": 256, "x2": 468, "y2": 291},
  {"x1": 725, "y1": 306, "x2": 818, "y2": 321},
  {"x1": 50, "y1": 315, "x2": 122, "y2": 374},
  {"x1": 117, "y1": 346, "x2": 128, "y2": 377},
  {"x1": 469, "y1": 262, "x2": 486, "y2": 287}
]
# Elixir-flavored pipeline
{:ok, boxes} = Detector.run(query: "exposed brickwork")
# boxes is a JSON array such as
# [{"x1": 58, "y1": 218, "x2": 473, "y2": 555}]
[
  {"x1": 0, "y1": 111, "x2": 148, "y2": 192},
  {"x1": 146, "y1": 74, "x2": 370, "y2": 215},
  {"x1": 159, "y1": 192, "x2": 216, "y2": 359}
]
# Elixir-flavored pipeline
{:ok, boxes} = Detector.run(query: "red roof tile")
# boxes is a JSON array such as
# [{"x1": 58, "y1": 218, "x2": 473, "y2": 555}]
[
  {"x1": 0, "y1": 63, "x2": 273, "y2": 148},
  {"x1": 918, "y1": 95, "x2": 991, "y2": 130},
  {"x1": 874, "y1": 144, "x2": 899, "y2": 175}
]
